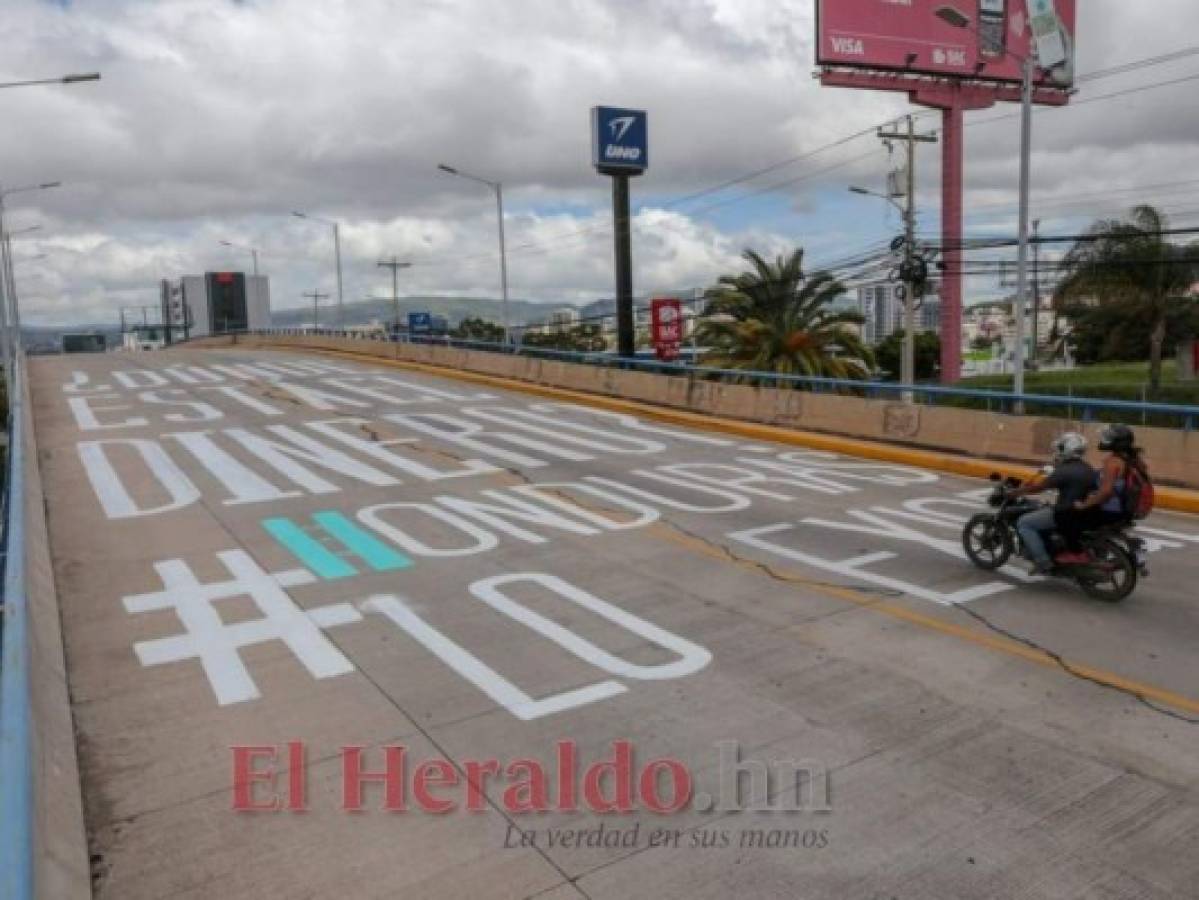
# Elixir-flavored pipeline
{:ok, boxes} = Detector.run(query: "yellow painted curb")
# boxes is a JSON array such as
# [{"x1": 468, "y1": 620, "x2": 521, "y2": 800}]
[{"x1": 235, "y1": 338, "x2": 1199, "y2": 517}]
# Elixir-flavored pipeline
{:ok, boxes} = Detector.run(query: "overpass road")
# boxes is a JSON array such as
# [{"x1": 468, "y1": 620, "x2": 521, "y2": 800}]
[{"x1": 29, "y1": 348, "x2": 1199, "y2": 899}]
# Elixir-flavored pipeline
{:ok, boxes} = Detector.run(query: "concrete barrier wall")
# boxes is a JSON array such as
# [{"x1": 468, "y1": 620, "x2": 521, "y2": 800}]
[
  {"x1": 192, "y1": 334, "x2": 1199, "y2": 489},
  {"x1": 21, "y1": 363, "x2": 92, "y2": 898}
]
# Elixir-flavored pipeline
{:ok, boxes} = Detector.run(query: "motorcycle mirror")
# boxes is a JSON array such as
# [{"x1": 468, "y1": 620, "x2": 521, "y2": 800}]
[{"x1": 989, "y1": 473, "x2": 1003, "y2": 482}]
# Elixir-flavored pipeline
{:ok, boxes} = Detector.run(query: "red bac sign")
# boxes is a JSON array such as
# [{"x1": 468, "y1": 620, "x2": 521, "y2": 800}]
[{"x1": 650, "y1": 297, "x2": 683, "y2": 362}]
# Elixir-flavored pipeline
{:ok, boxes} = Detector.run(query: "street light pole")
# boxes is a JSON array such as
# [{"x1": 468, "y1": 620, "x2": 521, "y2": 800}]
[
  {"x1": 495, "y1": 182, "x2": 510, "y2": 343},
  {"x1": 0, "y1": 72, "x2": 101, "y2": 89},
  {"x1": 292, "y1": 211, "x2": 344, "y2": 328},
  {"x1": 0, "y1": 70, "x2": 91, "y2": 384},
  {"x1": 0, "y1": 183, "x2": 60, "y2": 360},
  {"x1": 333, "y1": 222, "x2": 344, "y2": 329},
  {"x1": 438, "y1": 164, "x2": 511, "y2": 343},
  {"x1": 853, "y1": 183, "x2": 915, "y2": 390},
  {"x1": 219, "y1": 240, "x2": 260, "y2": 276},
  {"x1": 935, "y1": 7, "x2": 1041, "y2": 404},
  {"x1": 1013, "y1": 54, "x2": 1035, "y2": 402}
]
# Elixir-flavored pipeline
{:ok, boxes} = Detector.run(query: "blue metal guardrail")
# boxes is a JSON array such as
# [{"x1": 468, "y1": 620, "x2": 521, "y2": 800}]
[
  {"x1": 0, "y1": 352, "x2": 33, "y2": 900},
  {"x1": 234, "y1": 328, "x2": 1199, "y2": 431}
]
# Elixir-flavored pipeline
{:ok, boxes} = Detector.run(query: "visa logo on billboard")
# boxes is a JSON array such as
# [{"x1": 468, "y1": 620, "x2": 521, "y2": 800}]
[
  {"x1": 830, "y1": 36, "x2": 865, "y2": 55},
  {"x1": 592, "y1": 106, "x2": 649, "y2": 174}
]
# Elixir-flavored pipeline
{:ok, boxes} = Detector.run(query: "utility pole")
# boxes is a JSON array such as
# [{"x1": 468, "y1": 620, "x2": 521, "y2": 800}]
[
  {"x1": 877, "y1": 116, "x2": 938, "y2": 393},
  {"x1": 304, "y1": 290, "x2": 329, "y2": 329},
  {"x1": 1012, "y1": 53, "x2": 1036, "y2": 408},
  {"x1": 377, "y1": 257, "x2": 412, "y2": 336},
  {"x1": 1030, "y1": 219, "x2": 1041, "y2": 371}
]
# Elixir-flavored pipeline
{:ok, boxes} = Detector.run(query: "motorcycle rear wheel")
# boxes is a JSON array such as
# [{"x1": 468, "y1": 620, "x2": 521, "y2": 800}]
[
  {"x1": 1077, "y1": 537, "x2": 1138, "y2": 603},
  {"x1": 963, "y1": 514, "x2": 1013, "y2": 571}
]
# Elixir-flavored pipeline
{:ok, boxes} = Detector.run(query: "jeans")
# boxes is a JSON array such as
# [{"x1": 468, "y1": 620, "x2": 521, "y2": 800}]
[{"x1": 1016, "y1": 506, "x2": 1057, "y2": 565}]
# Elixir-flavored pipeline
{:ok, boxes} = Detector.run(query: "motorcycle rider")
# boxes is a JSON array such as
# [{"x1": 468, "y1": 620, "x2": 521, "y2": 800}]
[
  {"x1": 1055, "y1": 424, "x2": 1148, "y2": 564},
  {"x1": 1007, "y1": 432, "x2": 1096, "y2": 575}
]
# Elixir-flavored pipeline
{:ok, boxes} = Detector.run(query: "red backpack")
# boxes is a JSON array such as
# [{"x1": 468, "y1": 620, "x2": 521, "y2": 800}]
[{"x1": 1122, "y1": 463, "x2": 1155, "y2": 520}]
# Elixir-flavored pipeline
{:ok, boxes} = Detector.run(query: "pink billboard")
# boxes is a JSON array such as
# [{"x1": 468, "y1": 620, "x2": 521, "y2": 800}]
[{"x1": 816, "y1": 0, "x2": 1076, "y2": 88}]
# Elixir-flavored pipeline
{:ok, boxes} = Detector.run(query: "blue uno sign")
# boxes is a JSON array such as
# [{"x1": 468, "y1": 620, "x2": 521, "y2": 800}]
[
  {"x1": 591, "y1": 106, "x2": 648, "y2": 174},
  {"x1": 408, "y1": 312, "x2": 432, "y2": 334}
]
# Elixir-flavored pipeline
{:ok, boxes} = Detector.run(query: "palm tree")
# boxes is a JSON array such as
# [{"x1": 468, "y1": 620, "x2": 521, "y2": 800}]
[
  {"x1": 1054, "y1": 205, "x2": 1199, "y2": 394},
  {"x1": 696, "y1": 248, "x2": 873, "y2": 380}
]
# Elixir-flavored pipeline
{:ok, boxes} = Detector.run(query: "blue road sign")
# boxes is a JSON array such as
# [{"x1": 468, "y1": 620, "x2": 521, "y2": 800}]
[
  {"x1": 408, "y1": 311, "x2": 432, "y2": 334},
  {"x1": 591, "y1": 106, "x2": 648, "y2": 174}
]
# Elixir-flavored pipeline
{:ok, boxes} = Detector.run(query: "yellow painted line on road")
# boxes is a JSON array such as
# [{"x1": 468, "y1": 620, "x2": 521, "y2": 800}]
[
  {"x1": 270, "y1": 341, "x2": 1199, "y2": 515},
  {"x1": 200, "y1": 342, "x2": 1199, "y2": 714},
  {"x1": 649, "y1": 524, "x2": 1199, "y2": 717}
]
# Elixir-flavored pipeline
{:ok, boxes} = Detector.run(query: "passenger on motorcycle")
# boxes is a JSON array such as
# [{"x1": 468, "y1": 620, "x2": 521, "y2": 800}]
[
  {"x1": 1055, "y1": 424, "x2": 1148, "y2": 565},
  {"x1": 1007, "y1": 432, "x2": 1095, "y2": 575}
]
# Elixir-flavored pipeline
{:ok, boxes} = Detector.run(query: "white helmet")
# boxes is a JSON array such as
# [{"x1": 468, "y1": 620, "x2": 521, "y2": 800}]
[{"x1": 1052, "y1": 432, "x2": 1088, "y2": 463}]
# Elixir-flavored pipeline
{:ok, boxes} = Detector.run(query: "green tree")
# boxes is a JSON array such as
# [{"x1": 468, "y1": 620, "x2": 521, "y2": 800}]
[
  {"x1": 451, "y1": 317, "x2": 505, "y2": 343},
  {"x1": 696, "y1": 248, "x2": 873, "y2": 379},
  {"x1": 874, "y1": 330, "x2": 942, "y2": 381},
  {"x1": 1054, "y1": 206, "x2": 1199, "y2": 393},
  {"x1": 1062, "y1": 297, "x2": 1199, "y2": 365}
]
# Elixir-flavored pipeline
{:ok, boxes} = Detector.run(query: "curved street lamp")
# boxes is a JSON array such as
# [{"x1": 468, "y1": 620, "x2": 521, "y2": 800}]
[
  {"x1": 292, "y1": 211, "x2": 343, "y2": 327},
  {"x1": 0, "y1": 72, "x2": 100, "y2": 89},
  {"x1": 437, "y1": 163, "x2": 511, "y2": 342},
  {"x1": 219, "y1": 239, "x2": 260, "y2": 276}
]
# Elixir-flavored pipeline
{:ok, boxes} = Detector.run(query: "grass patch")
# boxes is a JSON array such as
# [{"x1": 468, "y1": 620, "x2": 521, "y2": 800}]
[{"x1": 945, "y1": 360, "x2": 1199, "y2": 426}]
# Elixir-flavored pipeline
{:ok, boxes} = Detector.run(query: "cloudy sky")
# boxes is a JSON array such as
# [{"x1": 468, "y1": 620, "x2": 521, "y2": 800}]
[{"x1": 4, "y1": 0, "x2": 1199, "y2": 326}]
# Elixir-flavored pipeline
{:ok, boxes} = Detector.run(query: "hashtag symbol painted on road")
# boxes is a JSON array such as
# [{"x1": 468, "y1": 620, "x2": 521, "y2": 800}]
[{"x1": 123, "y1": 550, "x2": 363, "y2": 706}]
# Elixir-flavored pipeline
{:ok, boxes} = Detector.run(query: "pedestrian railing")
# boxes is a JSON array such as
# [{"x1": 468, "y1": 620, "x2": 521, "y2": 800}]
[{"x1": 204, "y1": 328, "x2": 1199, "y2": 431}]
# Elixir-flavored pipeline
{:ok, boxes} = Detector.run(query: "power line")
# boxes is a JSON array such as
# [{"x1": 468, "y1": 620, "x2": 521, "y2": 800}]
[{"x1": 395, "y1": 47, "x2": 1199, "y2": 291}]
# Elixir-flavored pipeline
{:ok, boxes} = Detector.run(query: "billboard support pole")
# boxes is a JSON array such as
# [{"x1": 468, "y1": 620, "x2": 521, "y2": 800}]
[{"x1": 612, "y1": 173, "x2": 635, "y2": 359}]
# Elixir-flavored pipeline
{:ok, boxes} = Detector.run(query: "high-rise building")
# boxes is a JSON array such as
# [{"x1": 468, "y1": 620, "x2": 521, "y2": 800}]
[
  {"x1": 857, "y1": 282, "x2": 941, "y2": 345},
  {"x1": 160, "y1": 272, "x2": 271, "y2": 339}
]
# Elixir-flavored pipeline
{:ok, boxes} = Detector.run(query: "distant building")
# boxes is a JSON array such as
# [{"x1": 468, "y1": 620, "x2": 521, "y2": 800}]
[
  {"x1": 547, "y1": 307, "x2": 580, "y2": 333},
  {"x1": 857, "y1": 282, "x2": 941, "y2": 344},
  {"x1": 160, "y1": 273, "x2": 271, "y2": 339},
  {"x1": 62, "y1": 332, "x2": 107, "y2": 354},
  {"x1": 122, "y1": 325, "x2": 168, "y2": 352}
]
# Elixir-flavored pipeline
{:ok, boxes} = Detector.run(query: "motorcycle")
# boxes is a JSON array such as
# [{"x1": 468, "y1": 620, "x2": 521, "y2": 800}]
[{"x1": 961, "y1": 473, "x2": 1149, "y2": 603}]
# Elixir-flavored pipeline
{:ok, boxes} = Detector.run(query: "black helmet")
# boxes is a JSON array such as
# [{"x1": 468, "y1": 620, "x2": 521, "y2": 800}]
[{"x1": 1099, "y1": 424, "x2": 1135, "y2": 453}]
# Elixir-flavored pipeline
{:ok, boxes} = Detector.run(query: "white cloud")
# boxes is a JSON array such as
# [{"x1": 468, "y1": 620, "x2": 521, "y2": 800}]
[{"x1": 4, "y1": 0, "x2": 1199, "y2": 324}]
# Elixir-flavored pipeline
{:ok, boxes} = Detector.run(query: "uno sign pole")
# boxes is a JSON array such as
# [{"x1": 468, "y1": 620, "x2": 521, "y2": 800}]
[
  {"x1": 592, "y1": 106, "x2": 648, "y2": 359},
  {"x1": 815, "y1": 0, "x2": 1075, "y2": 383}
]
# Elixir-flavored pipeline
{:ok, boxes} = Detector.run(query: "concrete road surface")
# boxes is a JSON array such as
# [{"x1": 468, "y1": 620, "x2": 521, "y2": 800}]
[{"x1": 29, "y1": 348, "x2": 1199, "y2": 900}]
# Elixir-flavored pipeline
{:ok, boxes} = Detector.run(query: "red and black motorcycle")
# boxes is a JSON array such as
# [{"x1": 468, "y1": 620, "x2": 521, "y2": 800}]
[{"x1": 961, "y1": 473, "x2": 1149, "y2": 603}]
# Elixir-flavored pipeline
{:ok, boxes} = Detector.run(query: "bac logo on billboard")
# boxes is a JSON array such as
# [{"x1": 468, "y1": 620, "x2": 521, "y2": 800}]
[
  {"x1": 591, "y1": 106, "x2": 648, "y2": 174},
  {"x1": 816, "y1": 0, "x2": 1075, "y2": 90}
]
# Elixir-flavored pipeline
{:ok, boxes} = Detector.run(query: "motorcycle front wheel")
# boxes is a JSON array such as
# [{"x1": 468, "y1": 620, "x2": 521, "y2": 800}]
[
  {"x1": 962, "y1": 514, "x2": 1013, "y2": 571},
  {"x1": 1077, "y1": 537, "x2": 1138, "y2": 603}
]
